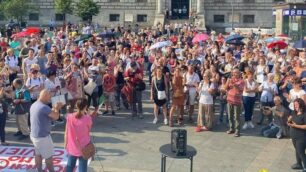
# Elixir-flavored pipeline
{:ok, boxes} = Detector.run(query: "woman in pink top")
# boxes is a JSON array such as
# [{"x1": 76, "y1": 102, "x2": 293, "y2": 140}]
[{"x1": 65, "y1": 99, "x2": 93, "y2": 172}]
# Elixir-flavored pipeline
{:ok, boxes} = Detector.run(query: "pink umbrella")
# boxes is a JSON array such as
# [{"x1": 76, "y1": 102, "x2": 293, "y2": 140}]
[
  {"x1": 192, "y1": 33, "x2": 209, "y2": 43},
  {"x1": 11, "y1": 31, "x2": 30, "y2": 38}
]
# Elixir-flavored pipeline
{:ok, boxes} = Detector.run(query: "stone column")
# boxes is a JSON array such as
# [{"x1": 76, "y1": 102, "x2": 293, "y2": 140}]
[
  {"x1": 157, "y1": 0, "x2": 164, "y2": 14},
  {"x1": 197, "y1": 0, "x2": 203, "y2": 14}
]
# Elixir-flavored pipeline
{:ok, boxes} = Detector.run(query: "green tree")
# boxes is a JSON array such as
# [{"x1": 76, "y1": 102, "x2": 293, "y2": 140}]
[
  {"x1": 0, "y1": 0, "x2": 36, "y2": 23},
  {"x1": 75, "y1": 0, "x2": 100, "y2": 22},
  {"x1": 54, "y1": 0, "x2": 73, "y2": 22}
]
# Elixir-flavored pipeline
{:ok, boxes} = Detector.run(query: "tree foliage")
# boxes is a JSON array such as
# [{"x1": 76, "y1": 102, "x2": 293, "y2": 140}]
[
  {"x1": 54, "y1": 0, "x2": 73, "y2": 15},
  {"x1": 0, "y1": 0, "x2": 36, "y2": 22},
  {"x1": 75, "y1": 0, "x2": 100, "y2": 21}
]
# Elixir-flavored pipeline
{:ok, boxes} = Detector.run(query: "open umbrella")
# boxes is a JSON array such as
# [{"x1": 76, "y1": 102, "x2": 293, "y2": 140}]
[
  {"x1": 225, "y1": 34, "x2": 244, "y2": 43},
  {"x1": 226, "y1": 40, "x2": 245, "y2": 46},
  {"x1": 98, "y1": 32, "x2": 115, "y2": 38},
  {"x1": 74, "y1": 34, "x2": 93, "y2": 43},
  {"x1": 265, "y1": 37, "x2": 280, "y2": 43},
  {"x1": 267, "y1": 40, "x2": 288, "y2": 49},
  {"x1": 11, "y1": 31, "x2": 30, "y2": 38},
  {"x1": 192, "y1": 33, "x2": 209, "y2": 43},
  {"x1": 293, "y1": 40, "x2": 306, "y2": 49},
  {"x1": 150, "y1": 41, "x2": 172, "y2": 50},
  {"x1": 25, "y1": 27, "x2": 40, "y2": 34}
]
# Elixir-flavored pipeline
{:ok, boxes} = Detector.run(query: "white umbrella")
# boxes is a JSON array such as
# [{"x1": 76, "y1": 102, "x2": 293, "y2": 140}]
[{"x1": 150, "y1": 41, "x2": 172, "y2": 50}]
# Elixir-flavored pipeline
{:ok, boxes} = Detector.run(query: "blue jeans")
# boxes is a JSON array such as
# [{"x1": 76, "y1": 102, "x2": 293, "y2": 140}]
[
  {"x1": 243, "y1": 96, "x2": 256, "y2": 122},
  {"x1": 219, "y1": 101, "x2": 228, "y2": 123},
  {"x1": 66, "y1": 154, "x2": 88, "y2": 172}
]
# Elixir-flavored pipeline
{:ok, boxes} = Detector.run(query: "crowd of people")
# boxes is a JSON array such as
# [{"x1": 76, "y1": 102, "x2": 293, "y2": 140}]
[{"x1": 0, "y1": 22, "x2": 306, "y2": 172}]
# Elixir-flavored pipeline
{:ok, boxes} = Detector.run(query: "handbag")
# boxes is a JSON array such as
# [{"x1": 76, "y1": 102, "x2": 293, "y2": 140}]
[
  {"x1": 135, "y1": 80, "x2": 146, "y2": 91},
  {"x1": 154, "y1": 78, "x2": 166, "y2": 100},
  {"x1": 71, "y1": 117, "x2": 96, "y2": 160},
  {"x1": 84, "y1": 78, "x2": 97, "y2": 95}
]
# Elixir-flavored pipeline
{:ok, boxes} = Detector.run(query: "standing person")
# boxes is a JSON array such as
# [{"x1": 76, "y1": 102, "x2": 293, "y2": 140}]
[
  {"x1": 124, "y1": 62, "x2": 144, "y2": 119},
  {"x1": 218, "y1": 77, "x2": 228, "y2": 124},
  {"x1": 258, "y1": 73, "x2": 279, "y2": 125},
  {"x1": 22, "y1": 48, "x2": 37, "y2": 82},
  {"x1": 0, "y1": 86, "x2": 11, "y2": 146},
  {"x1": 183, "y1": 64, "x2": 200, "y2": 123},
  {"x1": 284, "y1": 78, "x2": 306, "y2": 111},
  {"x1": 4, "y1": 48, "x2": 19, "y2": 84},
  {"x1": 65, "y1": 99, "x2": 93, "y2": 172},
  {"x1": 102, "y1": 67, "x2": 116, "y2": 116},
  {"x1": 287, "y1": 98, "x2": 306, "y2": 172},
  {"x1": 12, "y1": 78, "x2": 31, "y2": 140},
  {"x1": 242, "y1": 71, "x2": 258, "y2": 130},
  {"x1": 30, "y1": 90, "x2": 63, "y2": 172},
  {"x1": 225, "y1": 69, "x2": 244, "y2": 137},
  {"x1": 151, "y1": 67, "x2": 168, "y2": 124},
  {"x1": 169, "y1": 67, "x2": 185, "y2": 126},
  {"x1": 114, "y1": 59, "x2": 125, "y2": 110},
  {"x1": 196, "y1": 71, "x2": 215, "y2": 131}
]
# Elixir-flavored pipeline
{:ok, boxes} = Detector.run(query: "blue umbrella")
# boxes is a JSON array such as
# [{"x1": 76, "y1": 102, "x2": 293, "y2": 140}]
[
  {"x1": 225, "y1": 34, "x2": 244, "y2": 43},
  {"x1": 293, "y1": 40, "x2": 306, "y2": 48},
  {"x1": 226, "y1": 39, "x2": 245, "y2": 45}
]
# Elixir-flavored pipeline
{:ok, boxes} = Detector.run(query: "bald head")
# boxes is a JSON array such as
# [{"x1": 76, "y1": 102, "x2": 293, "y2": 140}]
[{"x1": 38, "y1": 89, "x2": 52, "y2": 103}]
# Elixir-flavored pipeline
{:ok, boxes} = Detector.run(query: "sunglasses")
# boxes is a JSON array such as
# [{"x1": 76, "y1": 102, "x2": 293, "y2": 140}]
[{"x1": 31, "y1": 70, "x2": 38, "y2": 74}]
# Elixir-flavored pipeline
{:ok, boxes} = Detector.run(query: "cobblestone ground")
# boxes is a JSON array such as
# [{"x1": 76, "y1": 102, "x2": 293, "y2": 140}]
[{"x1": 4, "y1": 81, "x2": 296, "y2": 172}]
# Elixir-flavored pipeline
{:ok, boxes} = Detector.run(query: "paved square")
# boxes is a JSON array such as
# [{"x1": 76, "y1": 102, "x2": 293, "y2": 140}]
[{"x1": 4, "y1": 89, "x2": 296, "y2": 172}]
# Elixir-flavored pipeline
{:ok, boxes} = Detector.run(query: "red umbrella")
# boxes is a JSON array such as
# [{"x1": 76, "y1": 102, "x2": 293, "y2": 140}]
[
  {"x1": 192, "y1": 33, "x2": 209, "y2": 43},
  {"x1": 25, "y1": 27, "x2": 40, "y2": 34},
  {"x1": 11, "y1": 31, "x2": 30, "y2": 38},
  {"x1": 267, "y1": 40, "x2": 288, "y2": 49}
]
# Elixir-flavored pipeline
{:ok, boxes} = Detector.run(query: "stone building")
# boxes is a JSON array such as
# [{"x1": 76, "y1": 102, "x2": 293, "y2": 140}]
[{"x1": 1, "y1": 0, "x2": 302, "y2": 32}]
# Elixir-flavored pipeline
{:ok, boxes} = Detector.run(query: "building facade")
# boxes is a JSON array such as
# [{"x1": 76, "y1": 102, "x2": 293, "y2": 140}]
[{"x1": 1, "y1": 0, "x2": 303, "y2": 32}]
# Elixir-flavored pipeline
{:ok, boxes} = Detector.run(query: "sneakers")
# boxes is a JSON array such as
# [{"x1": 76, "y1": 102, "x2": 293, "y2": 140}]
[
  {"x1": 243, "y1": 121, "x2": 255, "y2": 130},
  {"x1": 111, "y1": 111, "x2": 115, "y2": 116},
  {"x1": 248, "y1": 121, "x2": 255, "y2": 129},
  {"x1": 14, "y1": 131, "x2": 22, "y2": 137},
  {"x1": 103, "y1": 111, "x2": 109, "y2": 115},
  {"x1": 242, "y1": 123, "x2": 249, "y2": 130},
  {"x1": 153, "y1": 118, "x2": 158, "y2": 124},
  {"x1": 164, "y1": 118, "x2": 168, "y2": 125},
  {"x1": 291, "y1": 163, "x2": 303, "y2": 170},
  {"x1": 18, "y1": 135, "x2": 29, "y2": 140},
  {"x1": 226, "y1": 130, "x2": 234, "y2": 134}
]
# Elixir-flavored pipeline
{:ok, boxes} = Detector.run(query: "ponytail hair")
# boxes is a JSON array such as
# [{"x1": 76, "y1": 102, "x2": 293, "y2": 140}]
[{"x1": 75, "y1": 98, "x2": 88, "y2": 119}]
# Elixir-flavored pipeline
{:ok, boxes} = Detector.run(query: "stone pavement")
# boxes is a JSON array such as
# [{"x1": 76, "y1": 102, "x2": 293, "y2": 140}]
[{"x1": 4, "y1": 88, "x2": 296, "y2": 172}]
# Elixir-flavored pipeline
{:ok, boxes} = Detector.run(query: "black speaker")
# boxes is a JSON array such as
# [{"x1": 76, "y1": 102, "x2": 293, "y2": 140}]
[{"x1": 171, "y1": 129, "x2": 187, "y2": 156}]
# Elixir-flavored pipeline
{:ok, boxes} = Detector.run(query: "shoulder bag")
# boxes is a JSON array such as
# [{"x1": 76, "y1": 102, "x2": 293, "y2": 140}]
[
  {"x1": 84, "y1": 78, "x2": 97, "y2": 95},
  {"x1": 154, "y1": 78, "x2": 166, "y2": 100}
]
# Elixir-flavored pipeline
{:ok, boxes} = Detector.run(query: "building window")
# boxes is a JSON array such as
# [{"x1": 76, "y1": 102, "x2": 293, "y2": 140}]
[
  {"x1": 243, "y1": 15, "x2": 255, "y2": 23},
  {"x1": 274, "y1": 0, "x2": 284, "y2": 2},
  {"x1": 29, "y1": 13, "x2": 39, "y2": 21},
  {"x1": 109, "y1": 14, "x2": 120, "y2": 22},
  {"x1": 215, "y1": 0, "x2": 225, "y2": 3},
  {"x1": 214, "y1": 15, "x2": 225, "y2": 23},
  {"x1": 243, "y1": 0, "x2": 255, "y2": 2},
  {"x1": 136, "y1": 0, "x2": 147, "y2": 2},
  {"x1": 55, "y1": 14, "x2": 65, "y2": 21},
  {"x1": 137, "y1": 15, "x2": 147, "y2": 22},
  {"x1": 111, "y1": 0, "x2": 120, "y2": 2}
]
